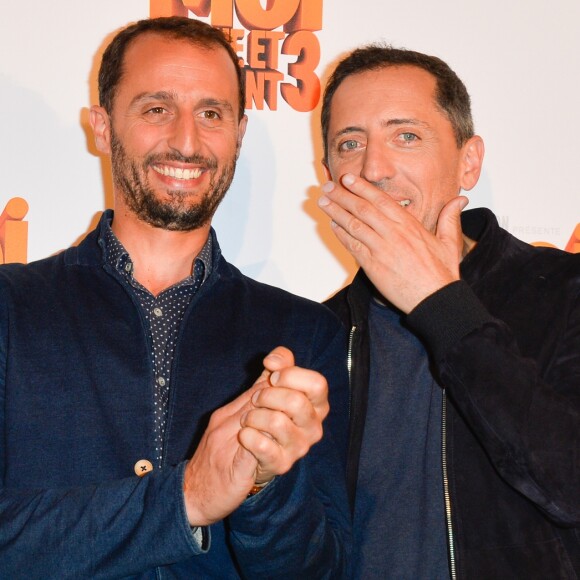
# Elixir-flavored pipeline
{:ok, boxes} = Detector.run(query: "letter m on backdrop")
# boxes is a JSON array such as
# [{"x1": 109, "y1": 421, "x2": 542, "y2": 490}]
[
  {"x1": 0, "y1": 197, "x2": 29, "y2": 264},
  {"x1": 150, "y1": 0, "x2": 322, "y2": 31}
]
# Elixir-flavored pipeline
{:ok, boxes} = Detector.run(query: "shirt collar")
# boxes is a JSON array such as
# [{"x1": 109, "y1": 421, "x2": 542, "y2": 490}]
[{"x1": 100, "y1": 211, "x2": 213, "y2": 285}]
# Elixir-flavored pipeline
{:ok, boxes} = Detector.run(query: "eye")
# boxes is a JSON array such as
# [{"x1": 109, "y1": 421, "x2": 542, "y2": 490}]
[
  {"x1": 338, "y1": 139, "x2": 360, "y2": 152},
  {"x1": 145, "y1": 106, "x2": 168, "y2": 115},
  {"x1": 142, "y1": 106, "x2": 172, "y2": 124},
  {"x1": 399, "y1": 132, "x2": 419, "y2": 143},
  {"x1": 198, "y1": 110, "x2": 222, "y2": 127},
  {"x1": 202, "y1": 110, "x2": 219, "y2": 119}
]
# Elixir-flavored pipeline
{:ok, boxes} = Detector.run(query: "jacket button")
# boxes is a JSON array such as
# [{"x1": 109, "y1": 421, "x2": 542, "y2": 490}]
[{"x1": 134, "y1": 459, "x2": 154, "y2": 477}]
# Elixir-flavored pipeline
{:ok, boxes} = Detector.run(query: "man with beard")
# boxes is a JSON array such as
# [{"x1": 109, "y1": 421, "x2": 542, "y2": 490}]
[{"x1": 0, "y1": 17, "x2": 350, "y2": 579}]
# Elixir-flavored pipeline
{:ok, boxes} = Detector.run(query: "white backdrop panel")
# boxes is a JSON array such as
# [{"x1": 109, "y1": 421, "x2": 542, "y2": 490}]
[{"x1": 1, "y1": 0, "x2": 578, "y2": 300}]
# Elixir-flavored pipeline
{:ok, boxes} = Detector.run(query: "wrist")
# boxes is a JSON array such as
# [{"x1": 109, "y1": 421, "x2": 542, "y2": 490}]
[{"x1": 247, "y1": 477, "x2": 274, "y2": 497}]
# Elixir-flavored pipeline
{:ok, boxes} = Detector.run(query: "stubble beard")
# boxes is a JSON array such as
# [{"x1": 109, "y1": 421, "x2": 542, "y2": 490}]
[{"x1": 110, "y1": 130, "x2": 237, "y2": 232}]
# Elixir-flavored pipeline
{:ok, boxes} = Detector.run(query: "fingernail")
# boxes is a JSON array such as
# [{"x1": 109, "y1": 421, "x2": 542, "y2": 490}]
[
  {"x1": 321, "y1": 181, "x2": 335, "y2": 193},
  {"x1": 318, "y1": 195, "x2": 330, "y2": 207},
  {"x1": 240, "y1": 411, "x2": 248, "y2": 425},
  {"x1": 252, "y1": 390, "x2": 260, "y2": 405},
  {"x1": 270, "y1": 371, "x2": 280, "y2": 386},
  {"x1": 341, "y1": 173, "x2": 355, "y2": 186}
]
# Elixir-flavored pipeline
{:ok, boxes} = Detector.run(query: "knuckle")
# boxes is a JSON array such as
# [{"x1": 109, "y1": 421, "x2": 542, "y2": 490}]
[
  {"x1": 243, "y1": 408, "x2": 256, "y2": 426},
  {"x1": 208, "y1": 407, "x2": 225, "y2": 428},
  {"x1": 314, "y1": 375, "x2": 328, "y2": 396},
  {"x1": 296, "y1": 440, "x2": 311, "y2": 459},
  {"x1": 312, "y1": 422, "x2": 324, "y2": 443},
  {"x1": 356, "y1": 199, "x2": 373, "y2": 219},
  {"x1": 269, "y1": 412, "x2": 288, "y2": 433},
  {"x1": 346, "y1": 216, "x2": 363, "y2": 236},
  {"x1": 203, "y1": 428, "x2": 220, "y2": 451},
  {"x1": 374, "y1": 195, "x2": 391, "y2": 214},
  {"x1": 255, "y1": 436, "x2": 274, "y2": 456},
  {"x1": 286, "y1": 391, "x2": 306, "y2": 416},
  {"x1": 348, "y1": 237, "x2": 363, "y2": 253}
]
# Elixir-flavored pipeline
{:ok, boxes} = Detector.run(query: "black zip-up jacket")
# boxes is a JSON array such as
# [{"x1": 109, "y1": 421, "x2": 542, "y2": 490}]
[{"x1": 326, "y1": 208, "x2": 580, "y2": 579}]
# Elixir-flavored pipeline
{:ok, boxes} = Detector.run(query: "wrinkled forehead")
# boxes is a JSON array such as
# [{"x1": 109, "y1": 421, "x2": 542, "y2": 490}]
[
  {"x1": 332, "y1": 65, "x2": 439, "y2": 113},
  {"x1": 120, "y1": 32, "x2": 226, "y2": 76},
  {"x1": 112, "y1": 33, "x2": 240, "y2": 111}
]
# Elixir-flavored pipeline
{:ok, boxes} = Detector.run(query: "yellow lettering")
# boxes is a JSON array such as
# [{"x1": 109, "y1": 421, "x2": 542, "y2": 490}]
[
  {"x1": 281, "y1": 31, "x2": 320, "y2": 112},
  {"x1": 149, "y1": 0, "x2": 189, "y2": 17},
  {"x1": 565, "y1": 223, "x2": 580, "y2": 253},
  {"x1": 0, "y1": 197, "x2": 29, "y2": 264},
  {"x1": 245, "y1": 69, "x2": 265, "y2": 110},
  {"x1": 263, "y1": 31, "x2": 285, "y2": 69},
  {"x1": 247, "y1": 30, "x2": 267, "y2": 69},
  {"x1": 236, "y1": 0, "x2": 300, "y2": 30},
  {"x1": 263, "y1": 70, "x2": 283, "y2": 109},
  {"x1": 284, "y1": 0, "x2": 323, "y2": 32},
  {"x1": 208, "y1": 0, "x2": 234, "y2": 27},
  {"x1": 183, "y1": 0, "x2": 211, "y2": 16},
  {"x1": 217, "y1": 27, "x2": 246, "y2": 65},
  {"x1": 245, "y1": 69, "x2": 283, "y2": 110}
]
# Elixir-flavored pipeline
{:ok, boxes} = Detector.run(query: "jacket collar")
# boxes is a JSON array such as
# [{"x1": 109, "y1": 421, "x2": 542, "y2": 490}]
[{"x1": 460, "y1": 207, "x2": 514, "y2": 286}]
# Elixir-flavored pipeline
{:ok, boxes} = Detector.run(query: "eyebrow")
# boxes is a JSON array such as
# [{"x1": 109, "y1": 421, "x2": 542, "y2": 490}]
[
  {"x1": 198, "y1": 98, "x2": 234, "y2": 114},
  {"x1": 331, "y1": 118, "x2": 429, "y2": 143},
  {"x1": 384, "y1": 118, "x2": 427, "y2": 128},
  {"x1": 129, "y1": 91, "x2": 178, "y2": 108},
  {"x1": 128, "y1": 92, "x2": 234, "y2": 114}
]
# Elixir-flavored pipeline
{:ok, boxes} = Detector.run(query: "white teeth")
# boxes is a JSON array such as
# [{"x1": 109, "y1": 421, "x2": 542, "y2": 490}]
[
  {"x1": 152, "y1": 165, "x2": 202, "y2": 180},
  {"x1": 399, "y1": 200, "x2": 411, "y2": 207}
]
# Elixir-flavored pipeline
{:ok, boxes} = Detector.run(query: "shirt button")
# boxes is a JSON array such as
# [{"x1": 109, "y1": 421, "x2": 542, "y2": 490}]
[
  {"x1": 134, "y1": 459, "x2": 153, "y2": 477},
  {"x1": 124, "y1": 262, "x2": 132, "y2": 273},
  {"x1": 157, "y1": 376, "x2": 166, "y2": 387},
  {"x1": 153, "y1": 307, "x2": 163, "y2": 317}
]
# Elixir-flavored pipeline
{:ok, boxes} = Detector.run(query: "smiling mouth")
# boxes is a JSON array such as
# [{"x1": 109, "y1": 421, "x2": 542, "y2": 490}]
[{"x1": 152, "y1": 165, "x2": 203, "y2": 180}]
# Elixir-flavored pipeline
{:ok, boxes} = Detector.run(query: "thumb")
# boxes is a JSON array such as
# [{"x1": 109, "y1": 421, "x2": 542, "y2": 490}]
[
  {"x1": 215, "y1": 346, "x2": 297, "y2": 419},
  {"x1": 437, "y1": 196, "x2": 468, "y2": 254},
  {"x1": 216, "y1": 376, "x2": 267, "y2": 420},
  {"x1": 232, "y1": 442, "x2": 259, "y2": 482},
  {"x1": 262, "y1": 346, "x2": 295, "y2": 372}
]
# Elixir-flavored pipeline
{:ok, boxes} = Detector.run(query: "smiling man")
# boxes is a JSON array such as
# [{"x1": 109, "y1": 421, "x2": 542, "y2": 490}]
[
  {"x1": 318, "y1": 45, "x2": 580, "y2": 579},
  {"x1": 0, "y1": 17, "x2": 350, "y2": 578}
]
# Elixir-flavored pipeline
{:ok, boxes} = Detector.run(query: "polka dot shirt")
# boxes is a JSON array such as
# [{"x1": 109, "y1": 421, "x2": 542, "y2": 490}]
[{"x1": 103, "y1": 220, "x2": 212, "y2": 467}]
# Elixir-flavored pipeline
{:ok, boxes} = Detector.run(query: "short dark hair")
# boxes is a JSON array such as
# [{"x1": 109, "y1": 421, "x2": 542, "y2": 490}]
[
  {"x1": 321, "y1": 44, "x2": 474, "y2": 160},
  {"x1": 98, "y1": 16, "x2": 245, "y2": 120}
]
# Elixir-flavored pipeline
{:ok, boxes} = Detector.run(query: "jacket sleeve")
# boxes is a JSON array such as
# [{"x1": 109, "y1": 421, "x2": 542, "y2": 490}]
[
  {"x1": 0, "y1": 455, "x2": 204, "y2": 578},
  {"x1": 227, "y1": 319, "x2": 352, "y2": 579},
  {"x1": 406, "y1": 280, "x2": 580, "y2": 526}
]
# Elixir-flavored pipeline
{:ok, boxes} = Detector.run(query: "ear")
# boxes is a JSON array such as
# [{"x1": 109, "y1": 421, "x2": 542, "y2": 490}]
[
  {"x1": 459, "y1": 135, "x2": 484, "y2": 191},
  {"x1": 321, "y1": 159, "x2": 332, "y2": 182},
  {"x1": 89, "y1": 105, "x2": 112, "y2": 155},
  {"x1": 235, "y1": 114, "x2": 248, "y2": 158}
]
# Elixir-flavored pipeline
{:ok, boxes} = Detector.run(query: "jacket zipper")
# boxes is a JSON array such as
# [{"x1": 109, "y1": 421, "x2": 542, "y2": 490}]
[
  {"x1": 347, "y1": 325, "x2": 356, "y2": 379},
  {"x1": 347, "y1": 325, "x2": 356, "y2": 419},
  {"x1": 442, "y1": 389, "x2": 457, "y2": 580}
]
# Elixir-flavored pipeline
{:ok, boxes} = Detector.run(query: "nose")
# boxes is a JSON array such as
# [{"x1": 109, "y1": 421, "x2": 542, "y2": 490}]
[
  {"x1": 167, "y1": 112, "x2": 200, "y2": 157},
  {"x1": 360, "y1": 139, "x2": 396, "y2": 185}
]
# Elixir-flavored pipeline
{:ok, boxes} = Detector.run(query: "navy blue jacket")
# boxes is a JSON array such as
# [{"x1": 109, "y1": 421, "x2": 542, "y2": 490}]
[
  {"x1": 0, "y1": 214, "x2": 351, "y2": 579},
  {"x1": 326, "y1": 208, "x2": 580, "y2": 579}
]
